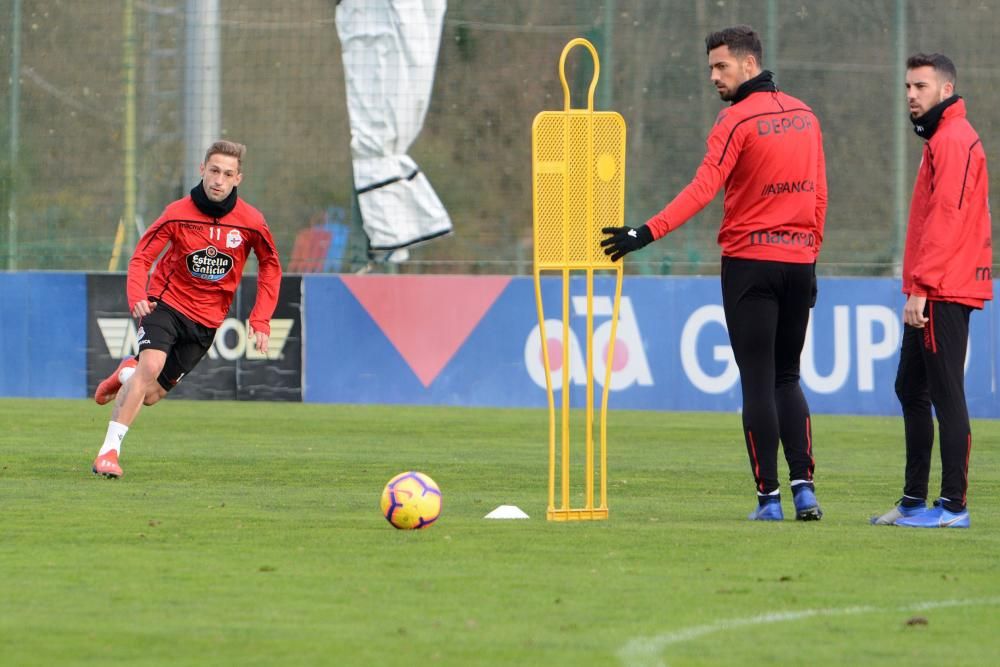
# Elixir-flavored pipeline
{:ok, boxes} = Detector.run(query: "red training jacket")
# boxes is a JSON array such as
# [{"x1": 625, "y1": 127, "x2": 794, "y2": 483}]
[
  {"x1": 126, "y1": 194, "x2": 282, "y2": 334},
  {"x1": 646, "y1": 89, "x2": 827, "y2": 263},
  {"x1": 903, "y1": 98, "x2": 992, "y2": 309}
]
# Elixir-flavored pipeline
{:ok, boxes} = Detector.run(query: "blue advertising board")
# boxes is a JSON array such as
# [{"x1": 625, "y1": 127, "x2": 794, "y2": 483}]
[
  {"x1": 304, "y1": 274, "x2": 1000, "y2": 417},
  {"x1": 0, "y1": 272, "x2": 87, "y2": 397},
  {"x1": 2, "y1": 272, "x2": 998, "y2": 417}
]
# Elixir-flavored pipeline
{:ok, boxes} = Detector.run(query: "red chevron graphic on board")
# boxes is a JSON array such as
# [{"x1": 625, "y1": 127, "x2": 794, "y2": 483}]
[{"x1": 341, "y1": 275, "x2": 511, "y2": 387}]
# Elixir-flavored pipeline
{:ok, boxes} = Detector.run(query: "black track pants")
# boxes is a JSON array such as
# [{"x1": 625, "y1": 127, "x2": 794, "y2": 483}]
[
  {"x1": 721, "y1": 257, "x2": 816, "y2": 494},
  {"x1": 894, "y1": 300, "x2": 973, "y2": 510}
]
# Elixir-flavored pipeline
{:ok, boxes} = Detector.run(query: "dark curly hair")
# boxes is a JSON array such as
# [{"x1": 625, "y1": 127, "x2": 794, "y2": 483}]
[{"x1": 705, "y1": 25, "x2": 763, "y2": 64}]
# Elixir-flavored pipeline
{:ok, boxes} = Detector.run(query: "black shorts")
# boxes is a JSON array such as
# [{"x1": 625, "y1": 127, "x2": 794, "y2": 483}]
[{"x1": 136, "y1": 301, "x2": 216, "y2": 392}]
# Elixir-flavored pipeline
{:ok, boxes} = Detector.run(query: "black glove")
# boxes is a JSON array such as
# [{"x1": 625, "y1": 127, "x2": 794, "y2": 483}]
[{"x1": 600, "y1": 225, "x2": 653, "y2": 261}]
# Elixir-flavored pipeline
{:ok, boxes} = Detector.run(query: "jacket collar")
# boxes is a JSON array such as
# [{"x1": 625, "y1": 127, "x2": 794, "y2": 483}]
[
  {"x1": 730, "y1": 70, "x2": 777, "y2": 105},
  {"x1": 190, "y1": 182, "x2": 238, "y2": 219},
  {"x1": 911, "y1": 95, "x2": 963, "y2": 140}
]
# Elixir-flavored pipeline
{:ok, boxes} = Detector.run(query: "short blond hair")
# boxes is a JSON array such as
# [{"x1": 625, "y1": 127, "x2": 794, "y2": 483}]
[{"x1": 204, "y1": 140, "x2": 247, "y2": 171}]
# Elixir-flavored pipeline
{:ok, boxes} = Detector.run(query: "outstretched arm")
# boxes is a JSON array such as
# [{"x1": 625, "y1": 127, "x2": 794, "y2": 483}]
[{"x1": 602, "y1": 113, "x2": 739, "y2": 261}]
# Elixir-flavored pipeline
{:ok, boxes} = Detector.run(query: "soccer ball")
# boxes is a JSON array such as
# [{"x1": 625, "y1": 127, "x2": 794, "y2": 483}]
[{"x1": 380, "y1": 471, "x2": 442, "y2": 530}]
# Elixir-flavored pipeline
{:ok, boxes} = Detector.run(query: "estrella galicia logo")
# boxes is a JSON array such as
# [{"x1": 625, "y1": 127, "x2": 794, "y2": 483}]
[{"x1": 187, "y1": 246, "x2": 234, "y2": 281}]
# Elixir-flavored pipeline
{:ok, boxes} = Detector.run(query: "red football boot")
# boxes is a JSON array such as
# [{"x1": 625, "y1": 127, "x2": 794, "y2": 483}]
[
  {"x1": 92, "y1": 450, "x2": 123, "y2": 478},
  {"x1": 94, "y1": 356, "x2": 138, "y2": 405}
]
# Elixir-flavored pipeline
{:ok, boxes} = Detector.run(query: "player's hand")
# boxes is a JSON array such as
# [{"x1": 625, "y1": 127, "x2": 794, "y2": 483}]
[
  {"x1": 600, "y1": 225, "x2": 653, "y2": 261},
  {"x1": 132, "y1": 300, "x2": 157, "y2": 318},
  {"x1": 253, "y1": 331, "x2": 270, "y2": 355},
  {"x1": 903, "y1": 294, "x2": 929, "y2": 328}
]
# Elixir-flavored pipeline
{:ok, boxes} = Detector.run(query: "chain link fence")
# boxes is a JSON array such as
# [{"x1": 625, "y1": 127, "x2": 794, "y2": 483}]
[{"x1": 1, "y1": 1, "x2": 997, "y2": 275}]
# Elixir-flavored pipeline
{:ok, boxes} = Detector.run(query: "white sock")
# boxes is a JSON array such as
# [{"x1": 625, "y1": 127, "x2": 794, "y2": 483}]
[
  {"x1": 98, "y1": 421, "x2": 129, "y2": 456},
  {"x1": 119, "y1": 365, "x2": 136, "y2": 384},
  {"x1": 757, "y1": 488, "x2": 780, "y2": 497}
]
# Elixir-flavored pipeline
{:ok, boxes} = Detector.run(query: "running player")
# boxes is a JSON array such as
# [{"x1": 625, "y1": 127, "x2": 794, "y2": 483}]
[{"x1": 92, "y1": 140, "x2": 282, "y2": 478}]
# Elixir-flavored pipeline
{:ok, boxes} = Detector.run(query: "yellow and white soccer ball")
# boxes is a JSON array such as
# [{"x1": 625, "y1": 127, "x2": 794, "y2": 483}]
[{"x1": 380, "y1": 471, "x2": 442, "y2": 530}]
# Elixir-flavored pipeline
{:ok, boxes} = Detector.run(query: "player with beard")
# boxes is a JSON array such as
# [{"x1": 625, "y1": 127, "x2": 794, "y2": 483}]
[
  {"x1": 871, "y1": 53, "x2": 992, "y2": 528},
  {"x1": 601, "y1": 25, "x2": 828, "y2": 521}
]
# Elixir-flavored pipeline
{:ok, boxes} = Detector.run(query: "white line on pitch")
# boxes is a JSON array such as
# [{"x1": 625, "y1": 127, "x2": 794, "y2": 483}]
[{"x1": 617, "y1": 597, "x2": 1000, "y2": 667}]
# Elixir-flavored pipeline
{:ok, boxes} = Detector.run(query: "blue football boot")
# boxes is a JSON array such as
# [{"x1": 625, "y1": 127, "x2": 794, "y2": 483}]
[
  {"x1": 748, "y1": 496, "x2": 783, "y2": 521},
  {"x1": 792, "y1": 484, "x2": 823, "y2": 521},
  {"x1": 895, "y1": 500, "x2": 969, "y2": 528}
]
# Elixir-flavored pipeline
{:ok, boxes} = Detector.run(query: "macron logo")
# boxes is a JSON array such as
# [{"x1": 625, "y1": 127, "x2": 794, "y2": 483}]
[{"x1": 627, "y1": 229, "x2": 638, "y2": 238}]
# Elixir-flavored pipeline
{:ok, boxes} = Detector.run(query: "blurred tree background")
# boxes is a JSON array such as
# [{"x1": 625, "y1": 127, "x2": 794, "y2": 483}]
[{"x1": 1, "y1": 0, "x2": 997, "y2": 275}]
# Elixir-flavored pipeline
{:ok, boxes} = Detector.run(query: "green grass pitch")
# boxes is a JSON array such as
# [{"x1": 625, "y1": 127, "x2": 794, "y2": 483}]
[{"x1": 1, "y1": 399, "x2": 998, "y2": 666}]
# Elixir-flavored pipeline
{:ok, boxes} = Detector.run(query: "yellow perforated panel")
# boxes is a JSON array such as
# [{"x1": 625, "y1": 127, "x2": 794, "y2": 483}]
[{"x1": 532, "y1": 110, "x2": 626, "y2": 269}]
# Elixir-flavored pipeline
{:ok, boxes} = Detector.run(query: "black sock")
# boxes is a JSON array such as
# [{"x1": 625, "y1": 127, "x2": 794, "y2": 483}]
[{"x1": 938, "y1": 497, "x2": 965, "y2": 513}]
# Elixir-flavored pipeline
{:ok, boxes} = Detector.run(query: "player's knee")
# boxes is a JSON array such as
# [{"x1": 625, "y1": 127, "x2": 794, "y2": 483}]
[
  {"x1": 136, "y1": 353, "x2": 167, "y2": 376},
  {"x1": 894, "y1": 375, "x2": 907, "y2": 400},
  {"x1": 895, "y1": 379, "x2": 927, "y2": 408},
  {"x1": 775, "y1": 371, "x2": 800, "y2": 388}
]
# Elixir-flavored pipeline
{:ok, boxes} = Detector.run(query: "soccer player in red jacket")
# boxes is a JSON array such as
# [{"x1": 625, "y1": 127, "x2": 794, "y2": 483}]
[
  {"x1": 872, "y1": 54, "x2": 992, "y2": 528},
  {"x1": 602, "y1": 25, "x2": 827, "y2": 521},
  {"x1": 92, "y1": 141, "x2": 282, "y2": 478}
]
